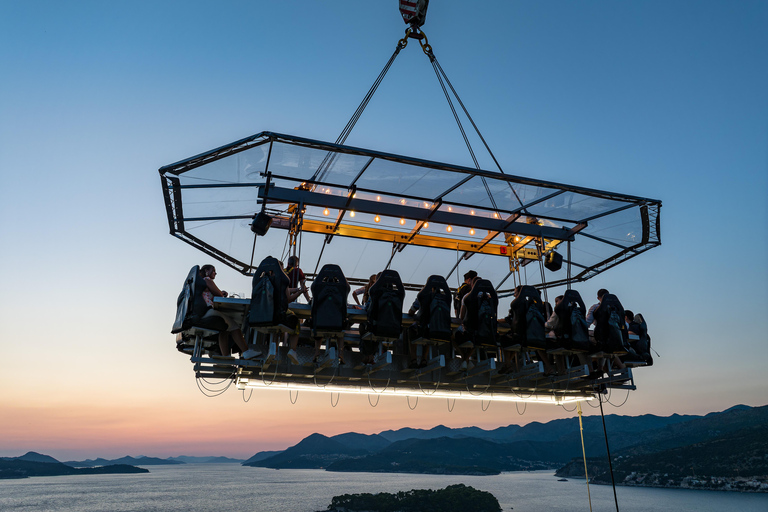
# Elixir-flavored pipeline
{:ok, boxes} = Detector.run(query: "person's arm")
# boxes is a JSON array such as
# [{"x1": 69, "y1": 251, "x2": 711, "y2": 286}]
[
  {"x1": 586, "y1": 304, "x2": 597, "y2": 326},
  {"x1": 352, "y1": 287, "x2": 363, "y2": 305},
  {"x1": 545, "y1": 312, "x2": 558, "y2": 331},
  {"x1": 458, "y1": 299, "x2": 467, "y2": 326},
  {"x1": 203, "y1": 277, "x2": 228, "y2": 297},
  {"x1": 286, "y1": 287, "x2": 304, "y2": 302},
  {"x1": 407, "y1": 298, "x2": 419, "y2": 317},
  {"x1": 300, "y1": 277, "x2": 310, "y2": 302}
]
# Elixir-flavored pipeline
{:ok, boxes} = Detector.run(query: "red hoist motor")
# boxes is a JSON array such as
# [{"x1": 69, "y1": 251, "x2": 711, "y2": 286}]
[{"x1": 399, "y1": 0, "x2": 429, "y2": 29}]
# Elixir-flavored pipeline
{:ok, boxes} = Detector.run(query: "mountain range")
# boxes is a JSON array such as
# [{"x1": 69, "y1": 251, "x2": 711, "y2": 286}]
[{"x1": 244, "y1": 404, "x2": 768, "y2": 489}]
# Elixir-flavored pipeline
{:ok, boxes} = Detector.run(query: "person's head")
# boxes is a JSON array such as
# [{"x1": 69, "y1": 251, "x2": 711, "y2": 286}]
[
  {"x1": 597, "y1": 288, "x2": 609, "y2": 302},
  {"x1": 555, "y1": 295, "x2": 564, "y2": 305},
  {"x1": 200, "y1": 264, "x2": 216, "y2": 278},
  {"x1": 634, "y1": 313, "x2": 645, "y2": 324},
  {"x1": 463, "y1": 270, "x2": 478, "y2": 284},
  {"x1": 287, "y1": 255, "x2": 299, "y2": 268},
  {"x1": 625, "y1": 310, "x2": 634, "y2": 322}
]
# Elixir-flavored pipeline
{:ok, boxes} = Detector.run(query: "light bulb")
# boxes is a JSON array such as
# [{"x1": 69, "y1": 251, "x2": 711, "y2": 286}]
[
  {"x1": 374, "y1": 215, "x2": 381, "y2": 223},
  {"x1": 349, "y1": 211, "x2": 356, "y2": 217},
  {"x1": 323, "y1": 208, "x2": 329, "y2": 216},
  {"x1": 446, "y1": 226, "x2": 453, "y2": 233},
  {"x1": 469, "y1": 228, "x2": 475, "y2": 235},
  {"x1": 399, "y1": 218, "x2": 406, "y2": 225}
]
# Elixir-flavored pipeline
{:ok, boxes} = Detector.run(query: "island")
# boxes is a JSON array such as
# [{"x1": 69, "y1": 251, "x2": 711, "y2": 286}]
[{"x1": 320, "y1": 484, "x2": 502, "y2": 512}]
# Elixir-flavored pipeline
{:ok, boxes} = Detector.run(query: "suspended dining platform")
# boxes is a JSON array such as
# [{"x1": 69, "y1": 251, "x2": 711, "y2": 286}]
[{"x1": 161, "y1": 131, "x2": 661, "y2": 404}]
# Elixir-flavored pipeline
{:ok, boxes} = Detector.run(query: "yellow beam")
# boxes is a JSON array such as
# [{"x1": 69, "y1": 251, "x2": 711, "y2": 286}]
[{"x1": 287, "y1": 218, "x2": 511, "y2": 256}]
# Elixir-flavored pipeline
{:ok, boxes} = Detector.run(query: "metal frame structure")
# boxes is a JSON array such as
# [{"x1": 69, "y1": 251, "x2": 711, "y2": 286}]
[{"x1": 160, "y1": 131, "x2": 661, "y2": 292}]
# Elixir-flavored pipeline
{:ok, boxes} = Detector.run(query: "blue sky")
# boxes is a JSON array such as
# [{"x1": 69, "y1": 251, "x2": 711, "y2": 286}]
[{"x1": 1, "y1": 1, "x2": 766, "y2": 459}]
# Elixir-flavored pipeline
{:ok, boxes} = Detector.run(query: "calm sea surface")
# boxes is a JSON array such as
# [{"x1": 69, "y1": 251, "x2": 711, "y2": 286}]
[{"x1": 1, "y1": 464, "x2": 766, "y2": 512}]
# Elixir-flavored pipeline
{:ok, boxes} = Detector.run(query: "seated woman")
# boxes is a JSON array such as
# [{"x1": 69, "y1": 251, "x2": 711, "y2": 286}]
[
  {"x1": 199, "y1": 264, "x2": 260, "y2": 359},
  {"x1": 352, "y1": 274, "x2": 377, "y2": 309}
]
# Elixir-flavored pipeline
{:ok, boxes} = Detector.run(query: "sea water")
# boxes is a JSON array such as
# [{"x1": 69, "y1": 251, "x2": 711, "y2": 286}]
[{"x1": 1, "y1": 464, "x2": 766, "y2": 512}]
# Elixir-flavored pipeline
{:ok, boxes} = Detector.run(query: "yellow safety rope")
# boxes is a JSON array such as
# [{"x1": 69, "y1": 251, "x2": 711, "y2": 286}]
[{"x1": 578, "y1": 402, "x2": 594, "y2": 512}]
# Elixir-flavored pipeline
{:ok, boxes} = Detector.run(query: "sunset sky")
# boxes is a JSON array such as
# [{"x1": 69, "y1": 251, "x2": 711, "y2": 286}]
[{"x1": 1, "y1": 1, "x2": 766, "y2": 461}]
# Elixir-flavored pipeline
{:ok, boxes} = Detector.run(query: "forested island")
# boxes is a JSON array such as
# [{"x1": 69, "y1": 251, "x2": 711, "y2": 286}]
[{"x1": 320, "y1": 484, "x2": 501, "y2": 512}]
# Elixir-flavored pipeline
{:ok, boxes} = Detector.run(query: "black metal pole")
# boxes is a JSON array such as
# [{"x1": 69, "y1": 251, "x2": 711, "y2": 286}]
[{"x1": 599, "y1": 395, "x2": 620, "y2": 512}]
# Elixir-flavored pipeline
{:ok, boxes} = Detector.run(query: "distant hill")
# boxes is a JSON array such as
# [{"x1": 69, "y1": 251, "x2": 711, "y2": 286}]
[
  {"x1": 243, "y1": 450, "x2": 284, "y2": 465},
  {"x1": 0, "y1": 451, "x2": 61, "y2": 464},
  {"x1": 65, "y1": 456, "x2": 184, "y2": 468},
  {"x1": 326, "y1": 436, "x2": 557, "y2": 475},
  {"x1": 168, "y1": 456, "x2": 244, "y2": 464},
  {"x1": 556, "y1": 405, "x2": 768, "y2": 491},
  {"x1": 376, "y1": 413, "x2": 696, "y2": 447},
  {"x1": 238, "y1": 404, "x2": 766, "y2": 489},
  {"x1": 0, "y1": 455, "x2": 149, "y2": 480},
  {"x1": 244, "y1": 433, "x2": 372, "y2": 469},
  {"x1": 330, "y1": 432, "x2": 391, "y2": 453}
]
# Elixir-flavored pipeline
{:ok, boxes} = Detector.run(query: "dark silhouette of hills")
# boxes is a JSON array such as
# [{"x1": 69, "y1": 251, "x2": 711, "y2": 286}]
[
  {"x1": 0, "y1": 453, "x2": 149, "y2": 479},
  {"x1": 327, "y1": 436, "x2": 556, "y2": 475},
  {"x1": 244, "y1": 433, "x2": 372, "y2": 469},
  {"x1": 241, "y1": 404, "x2": 767, "y2": 485},
  {"x1": 331, "y1": 432, "x2": 391, "y2": 452},
  {"x1": 168, "y1": 455, "x2": 244, "y2": 464},
  {"x1": 556, "y1": 405, "x2": 768, "y2": 491},
  {"x1": 65, "y1": 455, "x2": 184, "y2": 468},
  {"x1": 243, "y1": 450, "x2": 284, "y2": 464},
  {"x1": 0, "y1": 451, "x2": 60, "y2": 464}
]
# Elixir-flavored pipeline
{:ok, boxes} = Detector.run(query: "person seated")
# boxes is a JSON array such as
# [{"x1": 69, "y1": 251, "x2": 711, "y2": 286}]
[
  {"x1": 545, "y1": 298, "x2": 561, "y2": 338},
  {"x1": 407, "y1": 275, "x2": 452, "y2": 368},
  {"x1": 592, "y1": 292, "x2": 628, "y2": 372},
  {"x1": 249, "y1": 256, "x2": 306, "y2": 364},
  {"x1": 352, "y1": 274, "x2": 377, "y2": 308},
  {"x1": 199, "y1": 265, "x2": 261, "y2": 359},
  {"x1": 505, "y1": 285, "x2": 555, "y2": 374},
  {"x1": 459, "y1": 278, "x2": 499, "y2": 368},
  {"x1": 454, "y1": 270, "x2": 477, "y2": 316},
  {"x1": 625, "y1": 309, "x2": 640, "y2": 335},
  {"x1": 310, "y1": 264, "x2": 350, "y2": 364},
  {"x1": 586, "y1": 288, "x2": 609, "y2": 326},
  {"x1": 285, "y1": 255, "x2": 311, "y2": 303},
  {"x1": 363, "y1": 270, "x2": 405, "y2": 365},
  {"x1": 632, "y1": 313, "x2": 653, "y2": 365},
  {"x1": 172, "y1": 265, "x2": 228, "y2": 354}
]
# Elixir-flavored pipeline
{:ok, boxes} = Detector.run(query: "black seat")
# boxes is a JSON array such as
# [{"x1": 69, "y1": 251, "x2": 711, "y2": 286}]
[
  {"x1": 172, "y1": 265, "x2": 227, "y2": 355},
  {"x1": 248, "y1": 256, "x2": 290, "y2": 328},
  {"x1": 593, "y1": 293, "x2": 630, "y2": 354},
  {"x1": 553, "y1": 289, "x2": 591, "y2": 352},
  {"x1": 506, "y1": 285, "x2": 547, "y2": 351},
  {"x1": 414, "y1": 275, "x2": 453, "y2": 342},
  {"x1": 310, "y1": 264, "x2": 350, "y2": 334},
  {"x1": 463, "y1": 279, "x2": 498, "y2": 347},
  {"x1": 172, "y1": 265, "x2": 224, "y2": 333},
  {"x1": 366, "y1": 270, "x2": 405, "y2": 339}
]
